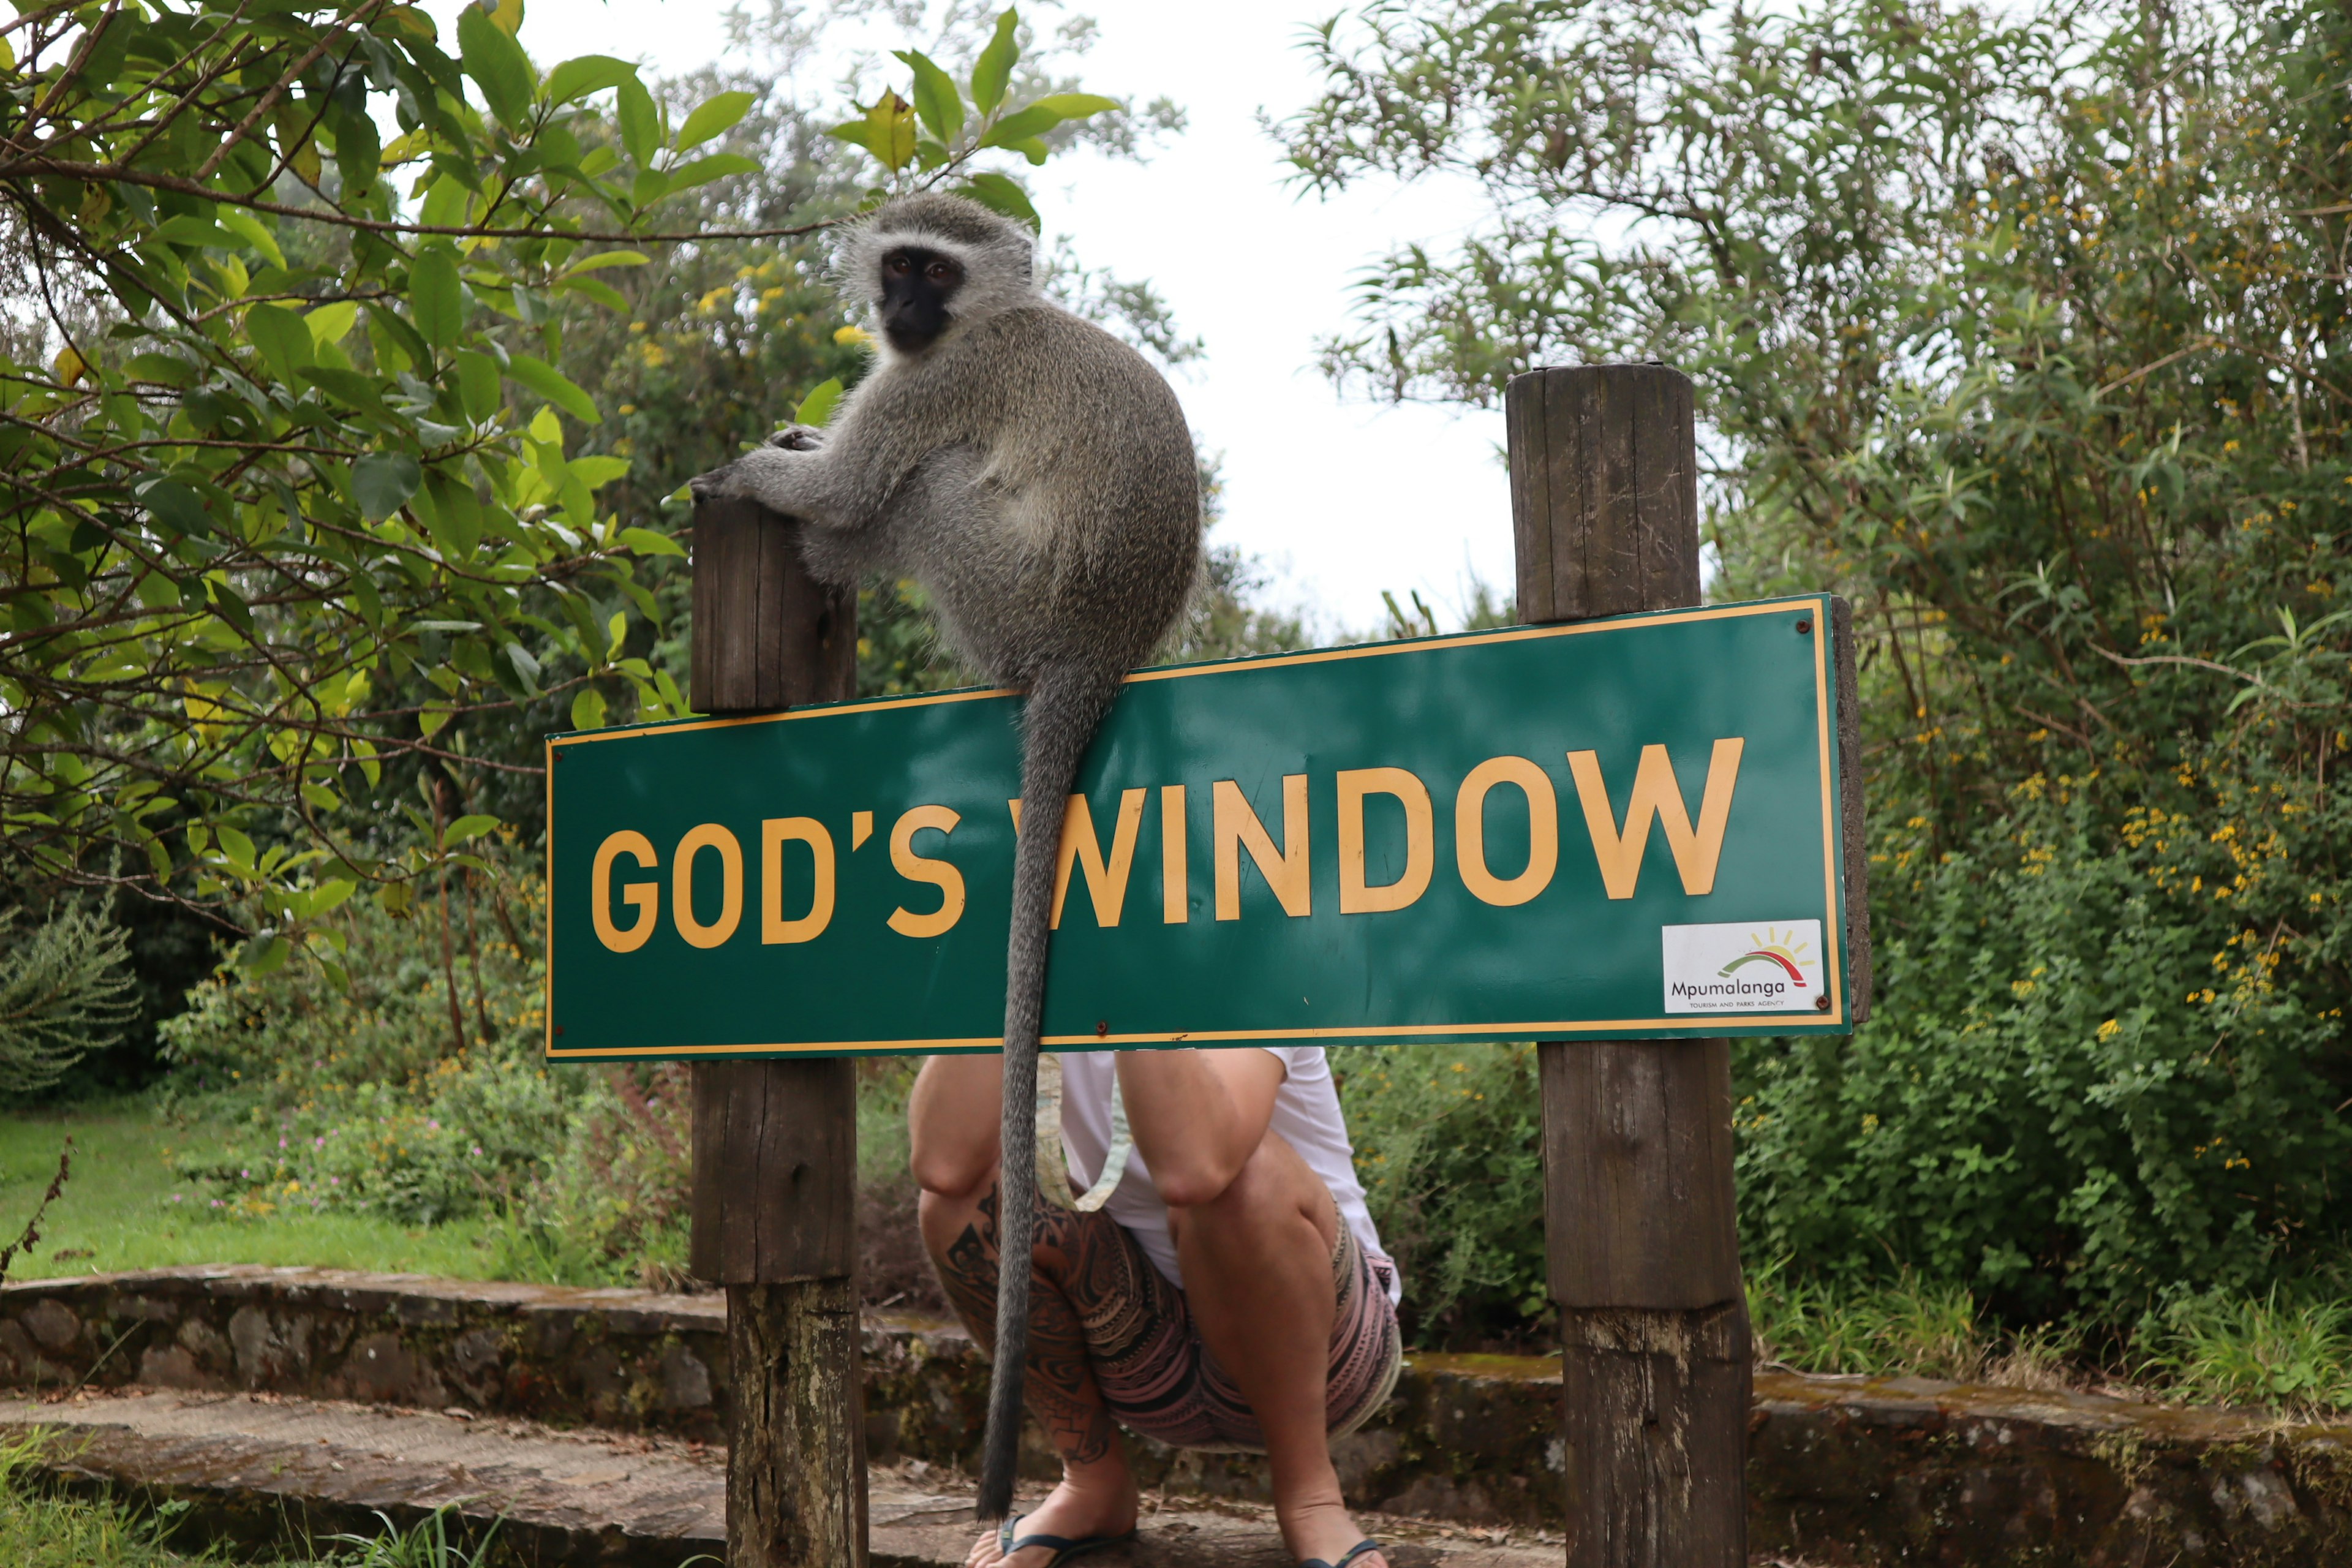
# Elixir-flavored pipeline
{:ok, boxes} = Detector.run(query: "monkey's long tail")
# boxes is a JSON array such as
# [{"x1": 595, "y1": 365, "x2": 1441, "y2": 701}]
[{"x1": 978, "y1": 660, "x2": 1125, "y2": 1520}]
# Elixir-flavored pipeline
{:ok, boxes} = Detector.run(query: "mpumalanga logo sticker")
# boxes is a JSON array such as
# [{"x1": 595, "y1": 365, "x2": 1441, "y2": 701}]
[{"x1": 1660, "y1": 921, "x2": 1825, "y2": 1014}]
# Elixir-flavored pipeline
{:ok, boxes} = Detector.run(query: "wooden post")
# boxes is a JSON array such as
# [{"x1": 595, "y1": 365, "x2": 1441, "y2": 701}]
[
  {"x1": 688, "y1": 494, "x2": 868, "y2": 1568},
  {"x1": 1507, "y1": 364, "x2": 1750, "y2": 1567}
]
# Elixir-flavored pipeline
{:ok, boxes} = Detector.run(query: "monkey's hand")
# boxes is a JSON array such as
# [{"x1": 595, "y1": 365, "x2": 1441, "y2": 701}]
[
  {"x1": 687, "y1": 446, "x2": 816, "y2": 514},
  {"x1": 766, "y1": 424, "x2": 826, "y2": 451}
]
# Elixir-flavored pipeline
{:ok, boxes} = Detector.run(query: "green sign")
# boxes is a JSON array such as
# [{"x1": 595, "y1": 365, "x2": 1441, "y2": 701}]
[{"x1": 544, "y1": 594, "x2": 1860, "y2": 1061}]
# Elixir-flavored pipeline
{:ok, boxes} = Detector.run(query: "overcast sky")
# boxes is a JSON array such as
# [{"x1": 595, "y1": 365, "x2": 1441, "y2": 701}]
[{"x1": 498, "y1": 0, "x2": 1518, "y2": 635}]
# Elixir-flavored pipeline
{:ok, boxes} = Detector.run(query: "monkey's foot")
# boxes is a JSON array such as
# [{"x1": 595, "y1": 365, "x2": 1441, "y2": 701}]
[{"x1": 766, "y1": 423, "x2": 826, "y2": 451}]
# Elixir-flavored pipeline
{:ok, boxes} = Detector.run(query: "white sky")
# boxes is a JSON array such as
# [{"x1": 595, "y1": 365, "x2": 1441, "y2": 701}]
[{"x1": 508, "y1": 0, "x2": 1517, "y2": 633}]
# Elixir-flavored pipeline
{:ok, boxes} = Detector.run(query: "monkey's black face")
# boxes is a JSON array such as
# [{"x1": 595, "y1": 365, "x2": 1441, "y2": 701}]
[{"x1": 876, "y1": 246, "x2": 966, "y2": 353}]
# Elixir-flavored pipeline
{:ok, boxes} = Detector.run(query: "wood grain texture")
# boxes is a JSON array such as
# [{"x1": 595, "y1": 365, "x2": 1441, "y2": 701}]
[
  {"x1": 1559, "y1": 1303, "x2": 1750, "y2": 1568},
  {"x1": 726, "y1": 1278, "x2": 870, "y2": 1568},
  {"x1": 1831, "y1": 595, "x2": 1874, "y2": 1023},
  {"x1": 688, "y1": 494, "x2": 857, "y2": 715},
  {"x1": 687, "y1": 492, "x2": 866, "y2": 1566},
  {"x1": 1506, "y1": 365, "x2": 1698, "y2": 621},
  {"x1": 690, "y1": 1058, "x2": 858, "y2": 1284},
  {"x1": 1510, "y1": 363, "x2": 1747, "y2": 1568},
  {"x1": 1538, "y1": 1039, "x2": 1741, "y2": 1310}
]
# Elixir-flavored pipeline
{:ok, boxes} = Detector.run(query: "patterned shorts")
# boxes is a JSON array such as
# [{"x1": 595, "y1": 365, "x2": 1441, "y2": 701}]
[{"x1": 1022, "y1": 1197, "x2": 1404, "y2": 1454}]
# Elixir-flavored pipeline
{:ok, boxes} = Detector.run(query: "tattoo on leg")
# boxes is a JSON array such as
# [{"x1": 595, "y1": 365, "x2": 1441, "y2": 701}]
[{"x1": 926, "y1": 1180, "x2": 1118, "y2": 1466}]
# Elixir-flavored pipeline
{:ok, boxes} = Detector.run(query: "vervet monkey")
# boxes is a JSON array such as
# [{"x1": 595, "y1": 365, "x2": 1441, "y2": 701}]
[{"x1": 691, "y1": 192, "x2": 1202, "y2": 1518}]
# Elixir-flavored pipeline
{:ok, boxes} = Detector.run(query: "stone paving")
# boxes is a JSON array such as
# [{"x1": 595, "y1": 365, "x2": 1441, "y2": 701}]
[
  {"x1": 6, "y1": 1269, "x2": 2352, "y2": 1563},
  {"x1": 0, "y1": 1387, "x2": 1557, "y2": 1567}
]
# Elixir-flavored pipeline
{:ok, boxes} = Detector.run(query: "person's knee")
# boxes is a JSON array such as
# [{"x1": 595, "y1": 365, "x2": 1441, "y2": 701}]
[
  {"x1": 1159, "y1": 1131, "x2": 1284, "y2": 1214},
  {"x1": 911, "y1": 1137, "x2": 997, "y2": 1199}
]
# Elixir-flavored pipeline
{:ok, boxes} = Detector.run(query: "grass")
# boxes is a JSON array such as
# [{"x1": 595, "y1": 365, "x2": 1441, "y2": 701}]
[
  {"x1": 0, "y1": 1430, "x2": 526, "y2": 1566},
  {"x1": 2146, "y1": 1288, "x2": 2352, "y2": 1416},
  {"x1": 0, "y1": 1103, "x2": 495, "y2": 1283}
]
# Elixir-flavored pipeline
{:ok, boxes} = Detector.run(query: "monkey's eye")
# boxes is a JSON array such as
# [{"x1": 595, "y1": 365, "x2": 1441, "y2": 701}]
[
  {"x1": 926, "y1": 260, "x2": 957, "y2": 282},
  {"x1": 884, "y1": 255, "x2": 912, "y2": 276}
]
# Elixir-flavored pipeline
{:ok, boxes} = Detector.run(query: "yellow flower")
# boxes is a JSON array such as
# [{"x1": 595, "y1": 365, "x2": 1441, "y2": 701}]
[{"x1": 834, "y1": 324, "x2": 873, "y2": 346}]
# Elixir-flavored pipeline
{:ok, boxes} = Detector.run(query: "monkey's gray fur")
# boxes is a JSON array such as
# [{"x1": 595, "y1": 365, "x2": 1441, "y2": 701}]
[{"x1": 691, "y1": 191, "x2": 1201, "y2": 1520}]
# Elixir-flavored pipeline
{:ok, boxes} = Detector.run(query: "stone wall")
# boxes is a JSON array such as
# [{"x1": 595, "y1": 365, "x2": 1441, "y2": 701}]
[{"x1": 4, "y1": 1267, "x2": 2350, "y2": 1564}]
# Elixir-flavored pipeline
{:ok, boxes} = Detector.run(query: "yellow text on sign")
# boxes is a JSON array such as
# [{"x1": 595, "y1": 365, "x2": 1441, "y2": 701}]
[{"x1": 585, "y1": 742, "x2": 1744, "y2": 952}]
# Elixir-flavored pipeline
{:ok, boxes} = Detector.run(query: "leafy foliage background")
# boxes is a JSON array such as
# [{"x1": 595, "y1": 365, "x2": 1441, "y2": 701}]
[{"x1": 1285, "y1": 0, "x2": 2352, "y2": 1324}]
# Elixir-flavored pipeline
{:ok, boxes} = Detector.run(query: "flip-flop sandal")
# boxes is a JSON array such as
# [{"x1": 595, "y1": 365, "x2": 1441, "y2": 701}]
[
  {"x1": 996, "y1": 1513, "x2": 1137, "y2": 1567},
  {"x1": 1298, "y1": 1541, "x2": 1386, "y2": 1568}
]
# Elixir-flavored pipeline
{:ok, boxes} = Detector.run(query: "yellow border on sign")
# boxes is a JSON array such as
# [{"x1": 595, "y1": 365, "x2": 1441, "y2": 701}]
[{"x1": 544, "y1": 596, "x2": 1847, "y2": 1058}]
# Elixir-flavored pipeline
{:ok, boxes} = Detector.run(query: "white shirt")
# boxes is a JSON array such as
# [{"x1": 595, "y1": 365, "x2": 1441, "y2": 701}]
[{"x1": 1055, "y1": 1046, "x2": 1401, "y2": 1304}]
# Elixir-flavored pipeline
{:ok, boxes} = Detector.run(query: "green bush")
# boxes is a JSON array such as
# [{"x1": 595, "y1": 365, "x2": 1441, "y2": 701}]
[
  {"x1": 1737, "y1": 784, "x2": 2352, "y2": 1319},
  {"x1": 154, "y1": 848, "x2": 691, "y2": 1286},
  {"x1": 1335, "y1": 1042, "x2": 1547, "y2": 1348}
]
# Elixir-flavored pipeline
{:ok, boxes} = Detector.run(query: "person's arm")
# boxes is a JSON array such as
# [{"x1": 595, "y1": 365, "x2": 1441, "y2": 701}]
[
  {"x1": 1117, "y1": 1047, "x2": 1287, "y2": 1208},
  {"x1": 907, "y1": 1053, "x2": 1003, "y2": 1197}
]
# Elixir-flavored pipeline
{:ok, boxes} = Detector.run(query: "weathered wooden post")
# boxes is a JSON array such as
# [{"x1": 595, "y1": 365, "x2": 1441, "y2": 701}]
[
  {"x1": 1507, "y1": 364, "x2": 1749, "y2": 1567},
  {"x1": 687, "y1": 494, "x2": 869, "y2": 1568}
]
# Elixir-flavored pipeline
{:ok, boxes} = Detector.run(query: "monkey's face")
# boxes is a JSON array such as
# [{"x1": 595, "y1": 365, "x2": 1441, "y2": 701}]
[{"x1": 875, "y1": 246, "x2": 967, "y2": 355}]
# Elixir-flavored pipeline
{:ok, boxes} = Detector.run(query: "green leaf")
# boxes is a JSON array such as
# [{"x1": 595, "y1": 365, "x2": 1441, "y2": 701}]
[
  {"x1": 308, "y1": 878, "x2": 357, "y2": 916},
  {"x1": 617, "y1": 74, "x2": 659, "y2": 167},
  {"x1": 957, "y1": 173, "x2": 1039, "y2": 229},
  {"x1": 214, "y1": 824, "x2": 258, "y2": 874},
  {"x1": 420, "y1": 175, "x2": 472, "y2": 230},
  {"x1": 124, "y1": 353, "x2": 195, "y2": 386},
  {"x1": 618, "y1": 526, "x2": 685, "y2": 557},
  {"x1": 1027, "y1": 92, "x2": 1121, "y2": 121},
  {"x1": 409, "y1": 243, "x2": 464, "y2": 349},
  {"x1": 896, "y1": 50, "x2": 966, "y2": 143},
  {"x1": 676, "y1": 89, "x2": 755, "y2": 153},
  {"x1": 570, "y1": 455, "x2": 631, "y2": 488},
  {"x1": 557, "y1": 249, "x2": 650, "y2": 276},
  {"x1": 137, "y1": 479, "x2": 212, "y2": 537},
  {"x1": 454, "y1": 350, "x2": 502, "y2": 423},
  {"x1": 570, "y1": 687, "x2": 608, "y2": 731},
  {"x1": 546, "y1": 53, "x2": 635, "y2": 105},
  {"x1": 458, "y1": 1, "x2": 537, "y2": 130},
  {"x1": 306, "y1": 301, "x2": 360, "y2": 344},
  {"x1": 971, "y1": 9, "x2": 1020, "y2": 117},
  {"x1": 795, "y1": 377, "x2": 843, "y2": 428},
  {"x1": 244, "y1": 302, "x2": 314, "y2": 385},
  {"x1": 554, "y1": 274, "x2": 630, "y2": 312},
  {"x1": 217, "y1": 209, "x2": 285, "y2": 270},
  {"x1": 505, "y1": 353, "x2": 601, "y2": 424},
  {"x1": 443, "y1": 813, "x2": 501, "y2": 846},
  {"x1": 981, "y1": 103, "x2": 1067, "y2": 148},
  {"x1": 156, "y1": 215, "x2": 240, "y2": 249},
  {"x1": 837, "y1": 92, "x2": 918, "y2": 172},
  {"x1": 300, "y1": 365, "x2": 394, "y2": 420},
  {"x1": 663, "y1": 153, "x2": 761, "y2": 194},
  {"x1": 353, "y1": 453, "x2": 423, "y2": 520}
]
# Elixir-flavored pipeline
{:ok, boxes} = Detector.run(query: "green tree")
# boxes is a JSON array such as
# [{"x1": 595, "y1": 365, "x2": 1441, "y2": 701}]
[
  {"x1": 0, "y1": 905, "x2": 136, "y2": 1094},
  {"x1": 1284, "y1": 0, "x2": 2352, "y2": 1316},
  {"x1": 0, "y1": 0, "x2": 1120, "y2": 977}
]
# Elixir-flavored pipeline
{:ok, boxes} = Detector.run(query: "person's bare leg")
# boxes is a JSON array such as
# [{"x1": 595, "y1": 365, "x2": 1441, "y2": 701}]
[
  {"x1": 1168, "y1": 1132, "x2": 1387, "y2": 1567},
  {"x1": 920, "y1": 1170, "x2": 1140, "y2": 1568}
]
